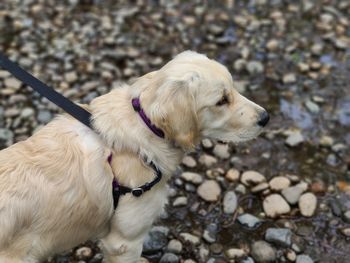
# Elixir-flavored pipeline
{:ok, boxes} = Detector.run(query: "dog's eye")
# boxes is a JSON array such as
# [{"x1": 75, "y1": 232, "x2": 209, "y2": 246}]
[{"x1": 216, "y1": 95, "x2": 229, "y2": 106}]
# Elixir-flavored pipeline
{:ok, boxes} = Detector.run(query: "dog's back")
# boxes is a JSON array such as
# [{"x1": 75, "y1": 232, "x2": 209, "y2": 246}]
[{"x1": 0, "y1": 116, "x2": 113, "y2": 262}]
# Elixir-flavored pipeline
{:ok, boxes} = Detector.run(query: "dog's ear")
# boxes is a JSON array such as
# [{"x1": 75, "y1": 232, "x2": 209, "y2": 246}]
[{"x1": 141, "y1": 72, "x2": 200, "y2": 150}]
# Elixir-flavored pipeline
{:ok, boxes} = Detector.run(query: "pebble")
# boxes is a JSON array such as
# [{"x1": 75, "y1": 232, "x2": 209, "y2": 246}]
[
  {"x1": 75, "y1": 246, "x2": 92, "y2": 259},
  {"x1": 305, "y1": 100, "x2": 320, "y2": 114},
  {"x1": 319, "y1": 135, "x2": 334, "y2": 147},
  {"x1": 265, "y1": 228, "x2": 292, "y2": 247},
  {"x1": 298, "y1": 193, "x2": 317, "y2": 217},
  {"x1": 160, "y1": 253, "x2": 179, "y2": 263},
  {"x1": 203, "y1": 229, "x2": 216, "y2": 243},
  {"x1": 201, "y1": 138, "x2": 213, "y2": 148},
  {"x1": 263, "y1": 194, "x2": 291, "y2": 218},
  {"x1": 223, "y1": 191, "x2": 238, "y2": 214},
  {"x1": 37, "y1": 110, "x2": 52, "y2": 124},
  {"x1": 143, "y1": 227, "x2": 168, "y2": 253},
  {"x1": 4, "y1": 78, "x2": 22, "y2": 90},
  {"x1": 225, "y1": 168, "x2": 240, "y2": 182},
  {"x1": 285, "y1": 131, "x2": 304, "y2": 147},
  {"x1": 241, "y1": 257, "x2": 255, "y2": 263},
  {"x1": 197, "y1": 180, "x2": 221, "y2": 202},
  {"x1": 296, "y1": 255, "x2": 314, "y2": 263},
  {"x1": 65, "y1": 71, "x2": 78, "y2": 83},
  {"x1": 266, "y1": 39, "x2": 279, "y2": 51},
  {"x1": 282, "y1": 184, "x2": 306, "y2": 205},
  {"x1": 283, "y1": 73, "x2": 297, "y2": 84},
  {"x1": 180, "y1": 172, "x2": 203, "y2": 185},
  {"x1": 167, "y1": 239, "x2": 182, "y2": 254},
  {"x1": 213, "y1": 144, "x2": 230, "y2": 159},
  {"x1": 251, "y1": 241, "x2": 276, "y2": 262},
  {"x1": 237, "y1": 213, "x2": 262, "y2": 228},
  {"x1": 20, "y1": 107, "x2": 35, "y2": 119},
  {"x1": 180, "y1": 233, "x2": 200, "y2": 245},
  {"x1": 269, "y1": 176, "x2": 291, "y2": 191},
  {"x1": 225, "y1": 248, "x2": 246, "y2": 259},
  {"x1": 340, "y1": 228, "x2": 350, "y2": 237},
  {"x1": 246, "y1": 61, "x2": 264, "y2": 75},
  {"x1": 241, "y1": 171, "x2": 266, "y2": 186},
  {"x1": 173, "y1": 196, "x2": 188, "y2": 207},
  {"x1": 198, "y1": 154, "x2": 217, "y2": 167},
  {"x1": 251, "y1": 182, "x2": 269, "y2": 193},
  {"x1": 0, "y1": 128, "x2": 14, "y2": 145},
  {"x1": 182, "y1": 156, "x2": 197, "y2": 168}
]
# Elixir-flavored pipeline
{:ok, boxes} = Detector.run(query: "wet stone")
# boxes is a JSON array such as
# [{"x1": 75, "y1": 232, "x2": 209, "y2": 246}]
[
  {"x1": 197, "y1": 180, "x2": 221, "y2": 202},
  {"x1": 299, "y1": 193, "x2": 317, "y2": 217},
  {"x1": 251, "y1": 241, "x2": 276, "y2": 262},
  {"x1": 241, "y1": 171, "x2": 266, "y2": 186},
  {"x1": 223, "y1": 191, "x2": 238, "y2": 214},
  {"x1": 213, "y1": 144, "x2": 230, "y2": 159},
  {"x1": 182, "y1": 156, "x2": 197, "y2": 168},
  {"x1": 160, "y1": 253, "x2": 179, "y2": 263},
  {"x1": 296, "y1": 255, "x2": 314, "y2": 263},
  {"x1": 263, "y1": 194, "x2": 291, "y2": 218},
  {"x1": 237, "y1": 213, "x2": 262, "y2": 228},
  {"x1": 265, "y1": 228, "x2": 292, "y2": 247}
]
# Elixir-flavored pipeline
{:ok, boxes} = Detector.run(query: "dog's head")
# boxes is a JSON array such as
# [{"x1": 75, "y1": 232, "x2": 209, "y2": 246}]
[{"x1": 133, "y1": 51, "x2": 269, "y2": 150}]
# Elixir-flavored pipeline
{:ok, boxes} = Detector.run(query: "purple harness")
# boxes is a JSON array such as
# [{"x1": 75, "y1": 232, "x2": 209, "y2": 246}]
[{"x1": 109, "y1": 98, "x2": 164, "y2": 209}]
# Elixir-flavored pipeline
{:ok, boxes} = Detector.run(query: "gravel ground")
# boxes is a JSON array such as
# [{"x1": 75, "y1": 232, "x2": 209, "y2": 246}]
[{"x1": 0, "y1": 0, "x2": 349, "y2": 262}]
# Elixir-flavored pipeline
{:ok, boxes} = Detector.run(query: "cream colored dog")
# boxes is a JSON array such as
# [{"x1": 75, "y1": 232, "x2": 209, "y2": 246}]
[{"x1": 0, "y1": 51, "x2": 269, "y2": 263}]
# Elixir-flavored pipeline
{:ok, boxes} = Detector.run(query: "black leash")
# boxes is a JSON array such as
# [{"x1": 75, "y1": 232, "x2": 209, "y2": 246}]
[
  {"x1": 0, "y1": 52, "x2": 93, "y2": 129},
  {"x1": 0, "y1": 51, "x2": 164, "y2": 209}
]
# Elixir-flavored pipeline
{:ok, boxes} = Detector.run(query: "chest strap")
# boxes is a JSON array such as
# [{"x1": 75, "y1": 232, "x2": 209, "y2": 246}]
[{"x1": 108, "y1": 154, "x2": 162, "y2": 209}]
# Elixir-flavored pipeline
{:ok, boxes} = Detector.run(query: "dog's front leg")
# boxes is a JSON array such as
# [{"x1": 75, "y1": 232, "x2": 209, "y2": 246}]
[{"x1": 101, "y1": 233, "x2": 144, "y2": 263}]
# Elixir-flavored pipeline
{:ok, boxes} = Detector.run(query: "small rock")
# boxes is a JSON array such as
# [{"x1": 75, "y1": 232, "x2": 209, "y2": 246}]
[
  {"x1": 37, "y1": 110, "x2": 52, "y2": 124},
  {"x1": 143, "y1": 227, "x2": 168, "y2": 253},
  {"x1": 266, "y1": 39, "x2": 279, "y2": 51},
  {"x1": 237, "y1": 213, "x2": 262, "y2": 228},
  {"x1": 234, "y1": 59, "x2": 246, "y2": 71},
  {"x1": 296, "y1": 254, "x2": 314, "y2": 263},
  {"x1": 286, "y1": 250, "x2": 297, "y2": 261},
  {"x1": 283, "y1": 73, "x2": 297, "y2": 84},
  {"x1": 213, "y1": 144, "x2": 230, "y2": 159},
  {"x1": 21, "y1": 107, "x2": 35, "y2": 119},
  {"x1": 251, "y1": 241, "x2": 276, "y2": 262},
  {"x1": 181, "y1": 172, "x2": 203, "y2": 185},
  {"x1": 182, "y1": 156, "x2": 197, "y2": 168},
  {"x1": 201, "y1": 139, "x2": 213, "y2": 148},
  {"x1": 298, "y1": 62, "x2": 310, "y2": 72},
  {"x1": 173, "y1": 196, "x2": 188, "y2": 207},
  {"x1": 269, "y1": 176, "x2": 291, "y2": 191},
  {"x1": 285, "y1": 131, "x2": 304, "y2": 147},
  {"x1": 263, "y1": 194, "x2": 291, "y2": 218},
  {"x1": 198, "y1": 154, "x2": 217, "y2": 167},
  {"x1": 241, "y1": 171, "x2": 266, "y2": 186},
  {"x1": 223, "y1": 191, "x2": 238, "y2": 214},
  {"x1": 241, "y1": 257, "x2": 255, "y2": 263},
  {"x1": 246, "y1": 61, "x2": 264, "y2": 75},
  {"x1": 225, "y1": 168, "x2": 240, "y2": 182},
  {"x1": 65, "y1": 71, "x2": 78, "y2": 83},
  {"x1": 75, "y1": 246, "x2": 92, "y2": 259},
  {"x1": 298, "y1": 193, "x2": 317, "y2": 217},
  {"x1": 167, "y1": 239, "x2": 182, "y2": 254},
  {"x1": 180, "y1": 233, "x2": 200, "y2": 245},
  {"x1": 319, "y1": 135, "x2": 334, "y2": 147},
  {"x1": 4, "y1": 78, "x2": 22, "y2": 90},
  {"x1": 340, "y1": 228, "x2": 350, "y2": 237},
  {"x1": 305, "y1": 100, "x2": 320, "y2": 114},
  {"x1": 160, "y1": 253, "x2": 179, "y2": 263},
  {"x1": 226, "y1": 248, "x2": 246, "y2": 259},
  {"x1": 197, "y1": 180, "x2": 221, "y2": 202},
  {"x1": 251, "y1": 183, "x2": 269, "y2": 193},
  {"x1": 265, "y1": 228, "x2": 292, "y2": 247},
  {"x1": 203, "y1": 229, "x2": 216, "y2": 243},
  {"x1": 282, "y1": 184, "x2": 306, "y2": 205}
]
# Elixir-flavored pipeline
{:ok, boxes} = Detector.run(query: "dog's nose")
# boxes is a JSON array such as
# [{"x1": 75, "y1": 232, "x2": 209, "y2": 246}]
[{"x1": 257, "y1": 111, "x2": 270, "y2": 127}]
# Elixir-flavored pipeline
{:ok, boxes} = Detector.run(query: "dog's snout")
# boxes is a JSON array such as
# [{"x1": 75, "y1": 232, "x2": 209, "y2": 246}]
[{"x1": 257, "y1": 111, "x2": 270, "y2": 127}]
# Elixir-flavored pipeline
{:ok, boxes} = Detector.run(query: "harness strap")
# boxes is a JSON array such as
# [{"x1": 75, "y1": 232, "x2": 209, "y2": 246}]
[{"x1": 108, "y1": 153, "x2": 162, "y2": 209}]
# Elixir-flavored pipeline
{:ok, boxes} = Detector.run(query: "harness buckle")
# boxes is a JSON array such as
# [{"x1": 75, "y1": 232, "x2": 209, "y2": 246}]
[{"x1": 132, "y1": 187, "x2": 144, "y2": 197}]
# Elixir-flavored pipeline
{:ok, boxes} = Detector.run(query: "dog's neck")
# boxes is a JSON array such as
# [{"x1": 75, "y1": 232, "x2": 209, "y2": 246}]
[{"x1": 90, "y1": 85, "x2": 184, "y2": 174}]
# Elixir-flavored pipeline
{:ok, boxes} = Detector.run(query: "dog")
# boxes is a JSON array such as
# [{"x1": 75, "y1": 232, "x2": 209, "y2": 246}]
[{"x1": 0, "y1": 51, "x2": 269, "y2": 263}]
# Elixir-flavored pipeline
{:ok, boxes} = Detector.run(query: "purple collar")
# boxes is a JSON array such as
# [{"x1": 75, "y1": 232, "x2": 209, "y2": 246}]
[{"x1": 132, "y1": 98, "x2": 165, "y2": 138}]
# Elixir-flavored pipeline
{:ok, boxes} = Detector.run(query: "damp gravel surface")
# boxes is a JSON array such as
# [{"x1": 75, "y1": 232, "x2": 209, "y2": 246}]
[{"x1": 0, "y1": 0, "x2": 349, "y2": 262}]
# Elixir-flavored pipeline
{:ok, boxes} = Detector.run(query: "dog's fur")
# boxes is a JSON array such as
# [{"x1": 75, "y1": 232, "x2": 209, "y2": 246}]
[{"x1": 0, "y1": 51, "x2": 267, "y2": 263}]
